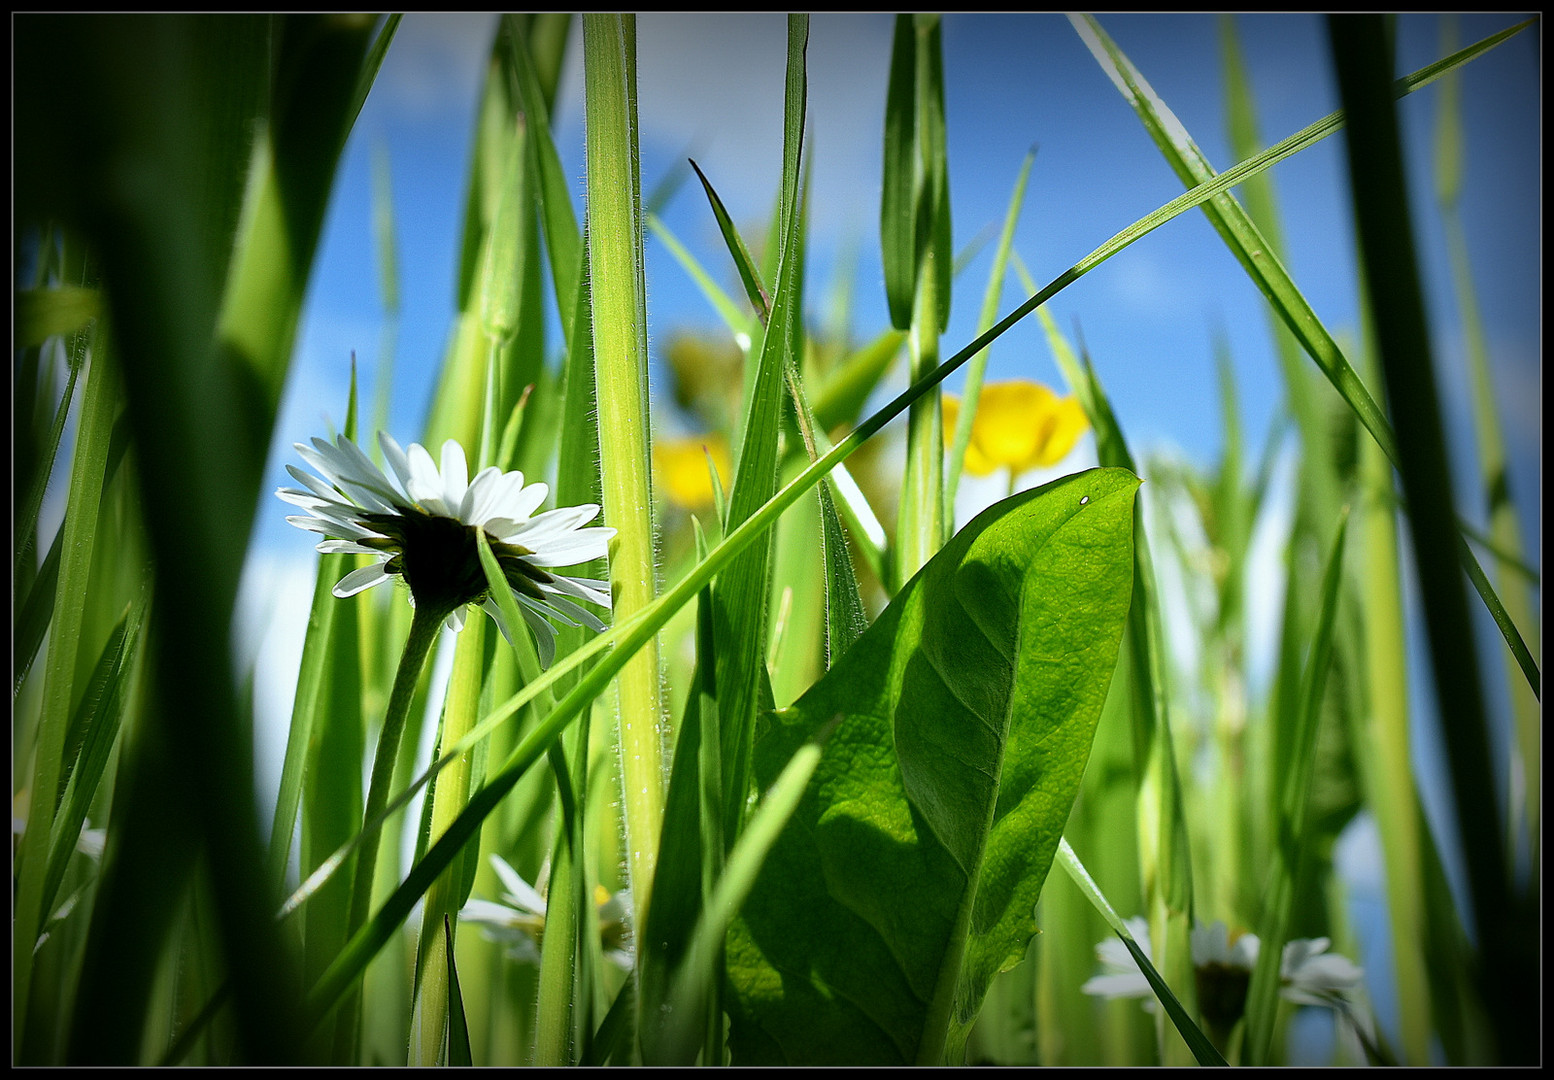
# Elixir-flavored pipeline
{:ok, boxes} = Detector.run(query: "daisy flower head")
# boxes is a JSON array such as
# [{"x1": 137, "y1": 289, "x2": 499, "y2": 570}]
[{"x1": 278, "y1": 432, "x2": 614, "y2": 667}]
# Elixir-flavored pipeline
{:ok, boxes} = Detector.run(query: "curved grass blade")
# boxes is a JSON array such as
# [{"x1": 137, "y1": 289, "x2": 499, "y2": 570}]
[
  {"x1": 1329, "y1": 17, "x2": 1536, "y2": 1062},
  {"x1": 1055, "y1": 838, "x2": 1226, "y2": 1066},
  {"x1": 1072, "y1": 12, "x2": 1538, "y2": 697},
  {"x1": 691, "y1": 157, "x2": 771, "y2": 323}
]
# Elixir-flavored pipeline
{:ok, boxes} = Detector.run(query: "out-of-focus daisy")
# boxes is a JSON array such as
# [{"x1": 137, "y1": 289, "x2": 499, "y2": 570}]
[
  {"x1": 1083, "y1": 919, "x2": 1366, "y2": 1044},
  {"x1": 460, "y1": 854, "x2": 632, "y2": 970},
  {"x1": 278, "y1": 432, "x2": 613, "y2": 667},
  {"x1": 943, "y1": 379, "x2": 1088, "y2": 481}
]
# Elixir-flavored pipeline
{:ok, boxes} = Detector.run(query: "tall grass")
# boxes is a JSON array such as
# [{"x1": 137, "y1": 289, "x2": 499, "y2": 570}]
[{"x1": 12, "y1": 13, "x2": 1537, "y2": 1065}]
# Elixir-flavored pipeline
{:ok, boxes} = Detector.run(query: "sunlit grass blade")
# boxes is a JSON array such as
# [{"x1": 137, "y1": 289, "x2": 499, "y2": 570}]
[
  {"x1": 892, "y1": 13, "x2": 951, "y2": 587},
  {"x1": 713, "y1": 13, "x2": 810, "y2": 854},
  {"x1": 691, "y1": 157, "x2": 772, "y2": 323},
  {"x1": 656, "y1": 731, "x2": 828, "y2": 1064},
  {"x1": 1328, "y1": 16, "x2": 1535, "y2": 1062},
  {"x1": 1072, "y1": 12, "x2": 1539, "y2": 697},
  {"x1": 442, "y1": 917, "x2": 474, "y2": 1066},
  {"x1": 945, "y1": 145, "x2": 1034, "y2": 514},
  {"x1": 1243, "y1": 509, "x2": 1348, "y2": 1064},
  {"x1": 1056, "y1": 839, "x2": 1226, "y2": 1066},
  {"x1": 584, "y1": 10, "x2": 667, "y2": 938}
]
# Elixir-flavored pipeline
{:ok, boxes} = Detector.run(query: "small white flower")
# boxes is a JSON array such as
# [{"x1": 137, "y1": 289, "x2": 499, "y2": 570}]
[
  {"x1": 1083, "y1": 919, "x2": 1364, "y2": 1020},
  {"x1": 278, "y1": 432, "x2": 614, "y2": 667},
  {"x1": 459, "y1": 854, "x2": 633, "y2": 970}
]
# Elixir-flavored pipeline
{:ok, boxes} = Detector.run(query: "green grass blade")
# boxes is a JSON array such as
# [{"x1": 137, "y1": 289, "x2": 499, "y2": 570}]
[
  {"x1": 714, "y1": 13, "x2": 810, "y2": 854},
  {"x1": 1072, "y1": 12, "x2": 1538, "y2": 697},
  {"x1": 442, "y1": 917, "x2": 474, "y2": 1066},
  {"x1": 880, "y1": 14, "x2": 917, "y2": 330},
  {"x1": 1243, "y1": 510, "x2": 1349, "y2": 1064},
  {"x1": 13, "y1": 321, "x2": 116, "y2": 1042},
  {"x1": 945, "y1": 146, "x2": 1035, "y2": 513},
  {"x1": 647, "y1": 213, "x2": 755, "y2": 340},
  {"x1": 691, "y1": 157, "x2": 772, "y2": 323},
  {"x1": 584, "y1": 10, "x2": 666, "y2": 936},
  {"x1": 1056, "y1": 839, "x2": 1226, "y2": 1066},
  {"x1": 1328, "y1": 17, "x2": 1535, "y2": 1061}
]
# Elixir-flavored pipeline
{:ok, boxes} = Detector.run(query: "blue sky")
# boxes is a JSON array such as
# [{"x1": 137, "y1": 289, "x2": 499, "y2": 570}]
[{"x1": 243, "y1": 15, "x2": 1538, "y2": 1056}]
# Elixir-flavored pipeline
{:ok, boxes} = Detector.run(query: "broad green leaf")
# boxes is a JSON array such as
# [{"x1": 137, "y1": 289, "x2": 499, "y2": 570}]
[{"x1": 726, "y1": 467, "x2": 1139, "y2": 1065}]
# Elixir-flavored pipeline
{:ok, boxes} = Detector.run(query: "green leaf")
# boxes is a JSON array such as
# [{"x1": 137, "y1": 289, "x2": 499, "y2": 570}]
[{"x1": 726, "y1": 467, "x2": 1140, "y2": 1065}]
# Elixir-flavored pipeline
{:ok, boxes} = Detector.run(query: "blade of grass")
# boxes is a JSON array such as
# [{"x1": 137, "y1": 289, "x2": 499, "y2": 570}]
[
  {"x1": 713, "y1": 13, "x2": 810, "y2": 856},
  {"x1": 584, "y1": 9, "x2": 666, "y2": 943},
  {"x1": 1433, "y1": 17, "x2": 1540, "y2": 875},
  {"x1": 946, "y1": 146, "x2": 1035, "y2": 514},
  {"x1": 1243, "y1": 509, "x2": 1349, "y2": 1065},
  {"x1": 1057, "y1": 838, "x2": 1226, "y2": 1066},
  {"x1": 1072, "y1": 12, "x2": 1538, "y2": 698},
  {"x1": 1328, "y1": 17, "x2": 1535, "y2": 1062},
  {"x1": 13, "y1": 321, "x2": 116, "y2": 1041}
]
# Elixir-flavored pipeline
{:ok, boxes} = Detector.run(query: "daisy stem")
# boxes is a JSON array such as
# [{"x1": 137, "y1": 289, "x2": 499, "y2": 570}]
[{"x1": 340, "y1": 599, "x2": 449, "y2": 1039}]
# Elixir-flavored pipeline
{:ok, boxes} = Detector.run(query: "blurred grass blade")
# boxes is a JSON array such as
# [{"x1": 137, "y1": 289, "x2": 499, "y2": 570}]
[
  {"x1": 1432, "y1": 17, "x2": 1540, "y2": 871},
  {"x1": 811, "y1": 327, "x2": 906, "y2": 433},
  {"x1": 946, "y1": 146, "x2": 1035, "y2": 514},
  {"x1": 1328, "y1": 16, "x2": 1535, "y2": 1062},
  {"x1": 14, "y1": 286, "x2": 101, "y2": 351},
  {"x1": 43, "y1": 594, "x2": 145, "y2": 927},
  {"x1": 1072, "y1": 12, "x2": 1538, "y2": 697},
  {"x1": 648, "y1": 213, "x2": 754, "y2": 340},
  {"x1": 13, "y1": 332, "x2": 85, "y2": 586},
  {"x1": 1243, "y1": 509, "x2": 1348, "y2": 1064},
  {"x1": 880, "y1": 14, "x2": 917, "y2": 329},
  {"x1": 1056, "y1": 839, "x2": 1226, "y2": 1066},
  {"x1": 1356, "y1": 348, "x2": 1433, "y2": 1063}
]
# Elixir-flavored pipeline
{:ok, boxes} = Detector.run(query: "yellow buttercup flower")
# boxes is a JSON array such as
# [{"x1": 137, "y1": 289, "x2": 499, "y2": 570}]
[
  {"x1": 653, "y1": 435, "x2": 732, "y2": 511},
  {"x1": 943, "y1": 379, "x2": 1088, "y2": 477}
]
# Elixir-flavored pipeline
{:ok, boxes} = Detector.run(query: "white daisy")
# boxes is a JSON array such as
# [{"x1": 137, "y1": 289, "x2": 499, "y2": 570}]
[
  {"x1": 278, "y1": 432, "x2": 614, "y2": 667},
  {"x1": 1083, "y1": 919, "x2": 1364, "y2": 1020},
  {"x1": 459, "y1": 854, "x2": 633, "y2": 970}
]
